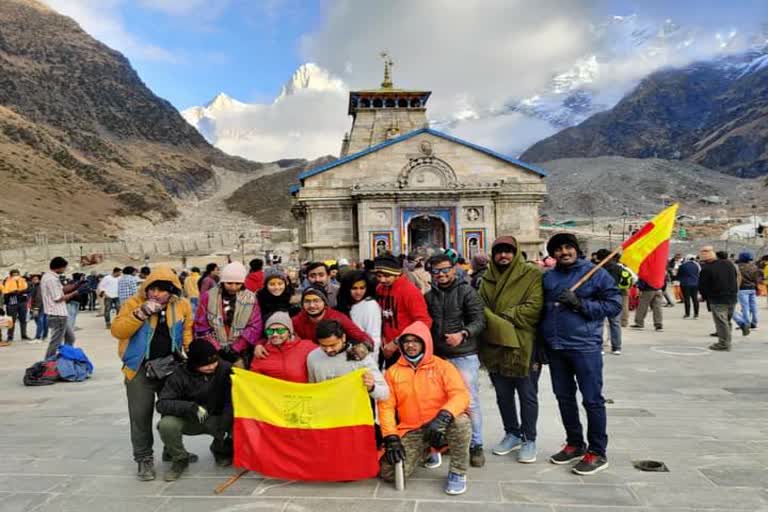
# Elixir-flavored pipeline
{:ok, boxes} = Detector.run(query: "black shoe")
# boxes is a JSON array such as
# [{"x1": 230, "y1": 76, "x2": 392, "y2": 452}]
[
  {"x1": 572, "y1": 453, "x2": 609, "y2": 475},
  {"x1": 693, "y1": 316, "x2": 698, "y2": 319},
  {"x1": 162, "y1": 450, "x2": 198, "y2": 463},
  {"x1": 630, "y1": 324, "x2": 643, "y2": 329},
  {"x1": 709, "y1": 333, "x2": 718, "y2": 337},
  {"x1": 709, "y1": 343, "x2": 730, "y2": 351},
  {"x1": 21, "y1": 336, "x2": 31, "y2": 340},
  {"x1": 740, "y1": 324, "x2": 751, "y2": 336},
  {"x1": 683, "y1": 315, "x2": 690, "y2": 319},
  {"x1": 751, "y1": 324, "x2": 758, "y2": 329},
  {"x1": 137, "y1": 459, "x2": 156, "y2": 481},
  {"x1": 163, "y1": 459, "x2": 189, "y2": 481},
  {"x1": 655, "y1": 325, "x2": 663, "y2": 331},
  {"x1": 549, "y1": 444, "x2": 586, "y2": 465},
  {"x1": 214, "y1": 454, "x2": 233, "y2": 467},
  {"x1": 470, "y1": 445, "x2": 486, "y2": 468},
  {"x1": 210, "y1": 436, "x2": 233, "y2": 467}
]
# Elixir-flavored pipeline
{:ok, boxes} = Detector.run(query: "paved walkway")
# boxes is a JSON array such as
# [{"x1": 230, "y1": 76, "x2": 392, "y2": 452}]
[{"x1": 0, "y1": 301, "x2": 767, "y2": 511}]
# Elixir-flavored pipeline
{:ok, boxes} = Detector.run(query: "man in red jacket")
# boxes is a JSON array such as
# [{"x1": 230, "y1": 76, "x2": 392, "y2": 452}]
[
  {"x1": 292, "y1": 286, "x2": 374, "y2": 351},
  {"x1": 375, "y1": 254, "x2": 432, "y2": 368},
  {"x1": 250, "y1": 312, "x2": 315, "y2": 383}
]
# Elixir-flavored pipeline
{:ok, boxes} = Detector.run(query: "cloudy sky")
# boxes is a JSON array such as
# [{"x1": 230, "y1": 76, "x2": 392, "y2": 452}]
[{"x1": 41, "y1": 0, "x2": 768, "y2": 161}]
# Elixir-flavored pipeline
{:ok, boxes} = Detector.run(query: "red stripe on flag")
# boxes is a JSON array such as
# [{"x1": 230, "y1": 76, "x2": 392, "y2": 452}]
[
  {"x1": 621, "y1": 221, "x2": 655, "y2": 249},
  {"x1": 636, "y1": 239, "x2": 670, "y2": 289},
  {"x1": 233, "y1": 418, "x2": 380, "y2": 481}
]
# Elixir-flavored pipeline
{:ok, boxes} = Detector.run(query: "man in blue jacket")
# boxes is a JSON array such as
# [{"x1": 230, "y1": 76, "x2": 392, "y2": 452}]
[{"x1": 541, "y1": 233, "x2": 622, "y2": 475}]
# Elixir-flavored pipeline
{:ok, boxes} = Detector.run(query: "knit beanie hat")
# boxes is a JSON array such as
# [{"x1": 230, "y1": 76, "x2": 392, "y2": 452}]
[
  {"x1": 220, "y1": 262, "x2": 247, "y2": 283},
  {"x1": 546, "y1": 233, "x2": 581, "y2": 257},
  {"x1": 264, "y1": 268, "x2": 289, "y2": 287},
  {"x1": 265, "y1": 311, "x2": 294, "y2": 337},
  {"x1": 491, "y1": 236, "x2": 518, "y2": 255},
  {"x1": 471, "y1": 253, "x2": 489, "y2": 271},
  {"x1": 444, "y1": 248, "x2": 459, "y2": 265},
  {"x1": 302, "y1": 285, "x2": 328, "y2": 304},
  {"x1": 187, "y1": 339, "x2": 219, "y2": 369},
  {"x1": 374, "y1": 254, "x2": 401, "y2": 276}
]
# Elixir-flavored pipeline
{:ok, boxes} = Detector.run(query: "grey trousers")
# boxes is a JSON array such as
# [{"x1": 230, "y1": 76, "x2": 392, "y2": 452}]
[
  {"x1": 125, "y1": 366, "x2": 166, "y2": 462},
  {"x1": 635, "y1": 290, "x2": 663, "y2": 328},
  {"x1": 45, "y1": 315, "x2": 75, "y2": 358},
  {"x1": 711, "y1": 303, "x2": 735, "y2": 348}
]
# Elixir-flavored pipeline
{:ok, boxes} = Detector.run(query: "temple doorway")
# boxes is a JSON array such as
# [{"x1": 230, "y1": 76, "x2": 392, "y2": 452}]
[{"x1": 408, "y1": 215, "x2": 446, "y2": 256}]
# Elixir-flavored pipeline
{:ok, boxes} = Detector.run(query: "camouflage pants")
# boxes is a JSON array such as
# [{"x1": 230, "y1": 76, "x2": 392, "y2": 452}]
[{"x1": 380, "y1": 413, "x2": 472, "y2": 481}]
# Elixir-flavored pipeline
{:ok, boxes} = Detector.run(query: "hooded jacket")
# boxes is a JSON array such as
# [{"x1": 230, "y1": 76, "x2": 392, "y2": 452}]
[
  {"x1": 156, "y1": 360, "x2": 233, "y2": 419},
  {"x1": 249, "y1": 337, "x2": 316, "y2": 383},
  {"x1": 244, "y1": 270, "x2": 265, "y2": 293},
  {"x1": 425, "y1": 277, "x2": 485, "y2": 359},
  {"x1": 379, "y1": 321, "x2": 470, "y2": 438},
  {"x1": 183, "y1": 271, "x2": 200, "y2": 299},
  {"x1": 479, "y1": 240, "x2": 543, "y2": 377},
  {"x1": 111, "y1": 267, "x2": 193, "y2": 380},
  {"x1": 377, "y1": 274, "x2": 432, "y2": 345},
  {"x1": 541, "y1": 258, "x2": 622, "y2": 351},
  {"x1": 676, "y1": 260, "x2": 700, "y2": 288}
]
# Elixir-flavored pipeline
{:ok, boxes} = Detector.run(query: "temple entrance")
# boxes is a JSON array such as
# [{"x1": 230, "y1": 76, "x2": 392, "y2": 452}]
[{"x1": 408, "y1": 215, "x2": 446, "y2": 256}]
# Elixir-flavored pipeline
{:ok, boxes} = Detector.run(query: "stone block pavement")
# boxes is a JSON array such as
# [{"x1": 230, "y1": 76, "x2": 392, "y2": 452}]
[{"x1": 0, "y1": 301, "x2": 767, "y2": 511}]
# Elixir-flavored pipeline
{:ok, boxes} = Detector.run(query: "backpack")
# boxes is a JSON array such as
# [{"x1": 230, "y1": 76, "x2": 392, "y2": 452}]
[
  {"x1": 56, "y1": 345, "x2": 94, "y2": 382},
  {"x1": 617, "y1": 265, "x2": 634, "y2": 290},
  {"x1": 23, "y1": 360, "x2": 59, "y2": 386}
]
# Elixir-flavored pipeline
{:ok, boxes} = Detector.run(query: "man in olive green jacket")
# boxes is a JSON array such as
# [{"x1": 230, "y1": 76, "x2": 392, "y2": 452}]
[{"x1": 478, "y1": 235, "x2": 543, "y2": 464}]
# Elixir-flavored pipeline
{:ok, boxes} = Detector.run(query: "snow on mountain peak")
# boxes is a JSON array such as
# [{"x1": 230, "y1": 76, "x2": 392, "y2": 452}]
[
  {"x1": 206, "y1": 92, "x2": 246, "y2": 111},
  {"x1": 276, "y1": 63, "x2": 346, "y2": 101}
]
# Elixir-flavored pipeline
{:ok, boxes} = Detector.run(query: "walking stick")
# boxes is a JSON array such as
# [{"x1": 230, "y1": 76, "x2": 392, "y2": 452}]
[
  {"x1": 214, "y1": 468, "x2": 249, "y2": 494},
  {"x1": 569, "y1": 245, "x2": 623, "y2": 292},
  {"x1": 394, "y1": 460, "x2": 405, "y2": 491}
]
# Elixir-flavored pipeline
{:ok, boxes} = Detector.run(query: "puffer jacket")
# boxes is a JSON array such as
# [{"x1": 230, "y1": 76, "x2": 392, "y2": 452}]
[
  {"x1": 156, "y1": 360, "x2": 233, "y2": 418},
  {"x1": 541, "y1": 258, "x2": 622, "y2": 352},
  {"x1": 425, "y1": 278, "x2": 485, "y2": 359},
  {"x1": 111, "y1": 267, "x2": 194, "y2": 380},
  {"x1": 379, "y1": 321, "x2": 470, "y2": 438},
  {"x1": 377, "y1": 274, "x2": 432, "y2": 344},
  {"x1": 249, "y1": 337, "x2": 317, "y2": 383},
  {"x1": 676, "y1": 260, "x2": 700, "y2": 287}
]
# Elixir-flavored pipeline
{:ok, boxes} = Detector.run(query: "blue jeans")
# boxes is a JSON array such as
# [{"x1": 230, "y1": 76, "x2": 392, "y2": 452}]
[
  {"x1": 190, "y1": 297, "x2": 199, "y2": 314},
  {"x1": 734, "y1": 289, "x2": 758, "y2": 327},
  {"x1": 34, "y1": 313, "x2": 48, "y2": 339},
  {"x1": 607, "y1": 312, "x2": 622, "y2": 351},
  {"x1": 449, "y1": 354, "x2": 483, "y2": 447},
  {"x1": 548, "y1": 349, "x2": 607, "y2": 457},
  {"x1": 67, "y1": 302, "x2": 79, "y2": 329},
  {"x1": 489, "y1": 367, "x2": 540, "y2": 442}
]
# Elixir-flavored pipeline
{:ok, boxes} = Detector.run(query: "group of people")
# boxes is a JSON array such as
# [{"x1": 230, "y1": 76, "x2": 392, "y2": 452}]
[
  {"x1": 103, "y1": 231, "x2": 624, "y2": 495},
  {"x1": 9, "y1": 232, "x2": 764, "y2": 496}
]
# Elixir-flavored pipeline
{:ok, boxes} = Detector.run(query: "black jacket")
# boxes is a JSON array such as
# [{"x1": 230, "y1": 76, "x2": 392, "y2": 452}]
[
  {"x1": 699, "y1": 260, "x2": 738, "y2": 305},
  {"x1": 156, "y1": 360, "x2": 233, "y2": 418},
  {"x1": 425, "y1": 278, "x2": 486, "y2": 359}
]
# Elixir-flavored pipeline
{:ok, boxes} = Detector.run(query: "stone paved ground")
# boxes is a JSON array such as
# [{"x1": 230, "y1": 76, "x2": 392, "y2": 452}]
[{"x1": 1, "y1": 301, "x2": 767, "y2": 512}]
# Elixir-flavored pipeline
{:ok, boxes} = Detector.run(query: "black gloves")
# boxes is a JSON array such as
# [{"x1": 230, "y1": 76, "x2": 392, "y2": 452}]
[
  {"x1": 422, "y1": 409, "x2": 454, "y2": 448},
  {"x1": 557, "y1": 289, "x2": 582, "y2": 312},
  {"x1": 383, "y1": 435, "x2": 406, "y2": 465}
]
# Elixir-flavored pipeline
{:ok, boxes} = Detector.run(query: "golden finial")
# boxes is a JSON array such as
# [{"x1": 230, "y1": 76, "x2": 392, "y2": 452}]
[{"x1": 380, "y1": 51, "x2": 394, "y2": 89}]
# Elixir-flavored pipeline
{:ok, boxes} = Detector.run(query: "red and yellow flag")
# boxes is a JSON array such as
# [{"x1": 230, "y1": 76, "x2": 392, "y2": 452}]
[
  {"x1": 232, "y1": 367, "x2": 379, "y2": 481},
  {"x1": 620, "y1": 203, "x2": 679, "y2": 289}
]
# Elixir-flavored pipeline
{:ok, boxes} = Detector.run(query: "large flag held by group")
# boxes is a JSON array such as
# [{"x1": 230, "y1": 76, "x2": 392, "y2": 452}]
[
  {"x1": 620, "y1": 203, "x2": 679, "y2": 289},
  {"x1": 231, "y1": 367, "x2": 380, "y2": 481}
]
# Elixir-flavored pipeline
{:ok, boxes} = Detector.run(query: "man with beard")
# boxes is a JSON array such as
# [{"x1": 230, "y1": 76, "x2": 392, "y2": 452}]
[
  {"x1": 541, "y1": 233, "x2": 621, "y2": 475},
  {"x1": 305, "y1": 262, "x2": 340, "y2": 308},
  {"x1": 292, "y1": 286, "x2": 374, "y2": 351}
]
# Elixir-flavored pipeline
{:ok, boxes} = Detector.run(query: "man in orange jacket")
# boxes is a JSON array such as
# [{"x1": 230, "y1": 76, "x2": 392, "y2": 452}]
[{"x1": 378, "y1": 321, "x2": 472, "y2": 495}]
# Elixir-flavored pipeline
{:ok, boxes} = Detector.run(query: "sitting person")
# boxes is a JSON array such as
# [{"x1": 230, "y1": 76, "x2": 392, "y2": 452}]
[
  {"x1": 194, "y1": 262, "x2": 262, "y2": 368},
  {"x1": 250, "y1": 312, "x2": 316, "y2": 383},
  {"x1": 292, "y1": 286, "x2": 374, "y2": 350},
  {"x1": 156, "y1": 339, "x2": 234, "y2": 482},
  {"x1": 306, "y1": 319, "x2": 388, "y2": 402},
  {"x1": 378, "y1": 321, "x2": 472, "y2": 495}
]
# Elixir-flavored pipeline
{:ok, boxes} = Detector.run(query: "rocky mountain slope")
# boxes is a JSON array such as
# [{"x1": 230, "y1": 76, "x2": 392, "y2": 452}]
[
  {"x1": 539, "y1": 156, "x2": 767, "y2": 218},
  {"x1": 0, "y1": 0, "x2": 264, "y2": 247},
  {"x1": 522, "y1": 48, "x2": 768, "y2": 177}
]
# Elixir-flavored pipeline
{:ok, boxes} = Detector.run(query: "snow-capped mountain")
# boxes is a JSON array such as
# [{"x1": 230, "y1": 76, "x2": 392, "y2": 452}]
[{"x1": 276, "y1": 63, "x2": 346, "y2": 101}]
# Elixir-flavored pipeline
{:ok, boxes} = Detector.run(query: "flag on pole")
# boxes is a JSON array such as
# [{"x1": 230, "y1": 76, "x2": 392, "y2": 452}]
[
  {"x1": 231, "y1": 367, "x2": 379, "y2": 481},
  {"x1": 620, "y1": 203, "x2": 679, "y2": 289}
]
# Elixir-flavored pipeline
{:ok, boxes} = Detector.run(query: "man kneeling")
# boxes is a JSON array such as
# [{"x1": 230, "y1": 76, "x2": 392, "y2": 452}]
[
  {"x1": 379, "y1": 321, "x2": 472, "y2": 495},
  {"x1": 156, "y1": 339, "x2": 233, "y2": 481}
]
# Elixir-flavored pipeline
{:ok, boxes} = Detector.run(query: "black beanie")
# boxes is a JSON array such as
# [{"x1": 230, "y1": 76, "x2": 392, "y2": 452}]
[
  {"x1": 546, "y1": 233, "x2": 581, "y2": 257},
  {"x1": 301, "y1": 285, "x2": 328, "y2": 304},
  {"x1": 374, "y1": 254, "x2": 401, "y2": 276},
  {"x1": 187, "y1": 339, "x2": 218, "y2": 369}
]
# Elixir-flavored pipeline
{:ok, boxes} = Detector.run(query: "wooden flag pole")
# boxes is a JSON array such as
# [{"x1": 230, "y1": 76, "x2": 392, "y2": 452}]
[
  {"x1": 569, "y1": 245, "x2": 623, "y2": 292},
  {"x1": 214, "y1": 468, "x2": 249, "y2": 495}
]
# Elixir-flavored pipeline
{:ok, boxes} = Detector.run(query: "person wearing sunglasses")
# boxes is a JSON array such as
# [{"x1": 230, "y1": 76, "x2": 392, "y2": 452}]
[
  {"x1": 249, "y1": 312, "x2": 315, "y2": 383},
  {"x1": 425, "y1": 253, "x2": 486, "y2": 468}
]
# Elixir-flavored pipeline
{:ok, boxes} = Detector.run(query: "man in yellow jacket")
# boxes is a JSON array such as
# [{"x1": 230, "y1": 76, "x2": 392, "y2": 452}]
[
  {"x1": 183, "y1": 267, "x2": 201, "y2": 312},
  {"x1": 111, "y1": 266, "x2": 193, "y2": 482},
  {"x1": 2, "y1": 269, "x2": 29, "y2": 342}
]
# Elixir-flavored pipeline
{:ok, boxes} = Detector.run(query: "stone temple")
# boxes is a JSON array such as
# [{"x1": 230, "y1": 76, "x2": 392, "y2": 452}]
[{"x1": 291, "y1": 58, "x2": 547, "y2": 261}]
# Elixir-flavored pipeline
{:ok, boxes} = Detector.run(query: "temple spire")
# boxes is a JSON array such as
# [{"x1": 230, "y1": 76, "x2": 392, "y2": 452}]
[{"x1": 380, "y1": 51, "x2": 394, "y2": 89}]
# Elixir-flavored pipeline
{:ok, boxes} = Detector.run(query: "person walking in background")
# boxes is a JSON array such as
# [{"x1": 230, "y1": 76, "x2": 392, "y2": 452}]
[
  {"x1": 631, "y1": 278, "x2": 664, "y2": 331},
  {"x1": 699, "y1": 246, "x2": 741, "y2": 350},
  {"x1": 183, "y1": 267, "x2": 201, "y2": 313},
  {"x1": 65, "y1": 272, "x2": 88, "y2": 330},
  {"x1": 734, "y1": 251, "x2": 761, "y2": 330},
  {"x1": 118, "y1": 266, "x2": 140, "y2": 308},
  {"x1": 41, "y1": 257, "x2": 81, "y2": 358},
  {"x1": 98, "y1": 267, "x2": 122, "y2": 329},
  {"x1": 598, "y1": 249, "x2": 626, "y2": 355},
  {"x1": 28, "y1": 274, "x2": 47, "y2": 343},
  {"x1": 677, "y1": 255, "x2": 701, "y2": 319},
  {"x1": 1, "y1": 269, "x2": 29, "y2": 342}
]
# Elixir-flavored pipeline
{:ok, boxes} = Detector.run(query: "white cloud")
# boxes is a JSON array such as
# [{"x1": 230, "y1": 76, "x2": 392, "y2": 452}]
[{"x1": 41, "y1": 0, "x2": 177, "y2": 62}]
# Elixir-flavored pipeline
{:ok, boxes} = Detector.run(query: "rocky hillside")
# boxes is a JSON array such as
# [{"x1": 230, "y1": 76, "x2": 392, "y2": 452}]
[
  {"x1": 0, "y1": 0, "x2": 263, "y2": 247},
  {"x1": 226, "y1": 156, "x2": 336, "y2": 226},
  {"x1": 540, "y1": 156, "x2": 767, "y2": 218},
  {"x1": 522, "y1": 49, "x2": 768, "y2": 178}
]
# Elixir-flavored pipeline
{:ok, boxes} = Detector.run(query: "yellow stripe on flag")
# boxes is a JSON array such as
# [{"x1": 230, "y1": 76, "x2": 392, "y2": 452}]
[
  {"x1": 232, "y1": 367, "x2": 373, "y2": 429},
  {"x1": 620, "y1": 203, "x2": 679, "y2": 273}
]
